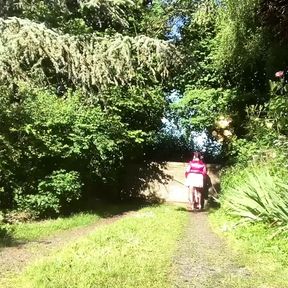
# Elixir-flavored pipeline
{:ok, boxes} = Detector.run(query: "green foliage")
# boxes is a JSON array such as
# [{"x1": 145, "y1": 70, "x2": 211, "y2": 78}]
[
  {"x1": 229, "y1": 138, "x2": 266, "y2": 165},
  {"x1": 0, "y1": 0, "x2": 175, "y2": 217},
  {"x1": 0, "y1": 0, "x2": 138, "y2": 34},
  {"x1": 171, "y1": 88, "x2": 237, "y2": 133},
  {"x1": 229, "y1": 80, "x2": 288, "y2": 165},
  {"x1": 22, "y1": 85, "x2": 123, "y2": 162},
  {"x1": 269, "y1": 82, "x2": 288, "y2": 135},
  {"x1": 172, "y1": 0, "x2": 219, "y2": 90},
  {"x1": 1, "y1": 0, "x2": 288, "y2": 218},
  {"x1": 38, "y1": 170, "x2": 82, "y2": 203},
  {"x1": 210, "y1": 210, "x2": 288, "y2": 287},
  {"x1": 19, "y1": 85, "x2": 125, "y2": 159},
  {"x1": 102, "y1": 86, "x2": 166, "y2": 132},
  {"x1": 0, "y1": 0, "x2": 174, "y2": 215},
  {"x1": 212, "y1": 0, "x2": 266, "y2": 89},
  {"x1": 0, "y1": 79, "x2": 167, "y2": 213},
  {"x1": 0, "y1": 17, "x2": 174, "y2": 92},
  {"x1": 220, "y1": 162, "x2": 288, "y2": 234},
  {"x1": 220, "y1": 79, "x2": 288, "y2": 234},
  {"x1": 15, "y1": 192, "x2": 60, "y2": 218},
  {"x1": 146, "y1": 132, "x2": 191, "y2": 161},
  {"x1": 14, "y1": 170, "x2": 82, "y2": 217},
  {"x1": 210, "y1": 0, "x2": 288, "y2": 91}
]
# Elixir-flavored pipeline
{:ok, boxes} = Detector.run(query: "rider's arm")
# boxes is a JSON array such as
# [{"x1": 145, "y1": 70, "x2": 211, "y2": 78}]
[
  {"x1": 203, "y1": 164, "x2": 207, "y2": 176},
  {"x1": 185, "y1": 163, "x2": 191, "y2": 178}
]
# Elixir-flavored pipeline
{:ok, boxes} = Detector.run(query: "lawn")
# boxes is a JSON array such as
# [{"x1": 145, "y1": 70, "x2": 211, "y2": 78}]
[
  {"x1": 209, "y1": 209, "x2": 288, "y2": 288},
  {"x1": 0, "y1": 202, "x2": 140, "y2": 245},
  {"x1": 4, "y1": 204, "x2": 188, "y2": 288}
]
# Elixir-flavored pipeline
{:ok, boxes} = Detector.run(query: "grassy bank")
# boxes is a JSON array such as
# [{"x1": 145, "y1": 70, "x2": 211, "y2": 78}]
[
  {"x1": 3, "y1": 205, "x2": 188, "y2": 288},
  {"x1": 0, "y1": 212, "x2": 100, "y2": 248},
  {"x1": 209, "y1": 209, "x2": 288, "y2": 288},
  {"x1": 210, "y1": 160, "x2": 288, "y2": 287},
  {"x1": 220, "y1": 162, "x2": 288, "y2": 233},
  {"x1": 12, "y1": 213, "x2": 100, "y2": 241},
  {"x1": 0, "y1": 202, "x2": 139, "y2": 246}
]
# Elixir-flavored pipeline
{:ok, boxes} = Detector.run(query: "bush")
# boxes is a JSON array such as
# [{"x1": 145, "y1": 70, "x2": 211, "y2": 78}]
[
  {"x1": 269, "y1": 95, "x2": 288, "y2": 133},
  {"x1": 220, "y1": 162, "x2": 288, "y2": 234},
  {"x1": 0, "y1": 224, "x2": 14, "y2": 245},
  {"x1": 15, "y1": 193, "x2": 60, "y2": 218},
  {"x1": 0, "y1": 212, "x2": 14, "y2": 245},
  {"x1": 15, "y1": 170, "x2": 83, "y2": 217},
  {"x1": 4, "y1": 210, "x2": 35, "y2": 224},
  {"x1": 38, "y1": 170, "x2": 82, "y2": 203}
]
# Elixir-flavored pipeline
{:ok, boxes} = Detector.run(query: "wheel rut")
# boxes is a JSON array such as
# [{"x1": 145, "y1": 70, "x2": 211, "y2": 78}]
[{"x1": 171, "y1": 211, "x2": 251, "y2": 288}]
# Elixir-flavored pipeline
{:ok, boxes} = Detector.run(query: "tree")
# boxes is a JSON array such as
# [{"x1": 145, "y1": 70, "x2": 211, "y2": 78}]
[
  {"x1": 260, "y1": 0, "x2": 288, "y2": 42},
  {"x1": 0, "y1": 0, "x2": 177, "y2": 213}
]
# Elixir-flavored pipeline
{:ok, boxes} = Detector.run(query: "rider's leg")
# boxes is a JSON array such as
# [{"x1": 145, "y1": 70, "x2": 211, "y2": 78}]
[
  {"x1": 196, "y1": 189, "x2": 202, "y2": 210},
  {"x1": 190, "y1": 186, "x2": 195, "y2": 209},
  {"x1": 188, "y1": 186, "x2": 193, "y2": 209},
  {"x1": 193, "y1": 187, "x2": 197, "y2": 209}
]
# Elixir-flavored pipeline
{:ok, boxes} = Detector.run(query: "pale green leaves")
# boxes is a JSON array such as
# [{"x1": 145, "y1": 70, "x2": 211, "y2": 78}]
[
  {"x1": 0, "y1": 17, "x2": 174, "y2": 90},
  {"x1": 80, "y1": 0, "x2": 135, "y2": 28}
]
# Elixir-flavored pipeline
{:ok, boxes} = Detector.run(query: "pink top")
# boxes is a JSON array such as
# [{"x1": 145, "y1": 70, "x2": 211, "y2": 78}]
[{"x1": 185, "y1": 160, "x2": 207, "y2": 177}]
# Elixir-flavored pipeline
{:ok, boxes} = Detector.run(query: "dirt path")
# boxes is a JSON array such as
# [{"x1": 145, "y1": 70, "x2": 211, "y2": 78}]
[
  {"x1": 0, "y1": 212, "x2": 134, "y2": 279},
  {"x1": 171, "y1": 211, "x2": 251, "y2": 288}
]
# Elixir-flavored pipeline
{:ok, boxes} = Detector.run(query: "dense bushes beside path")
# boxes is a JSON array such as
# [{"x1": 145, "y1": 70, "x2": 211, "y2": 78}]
[
  {"x1": 0, "y1": 83, "x2": 167, "y2": 216},
  {"x1": 220, "y1": 160, "x2": 288, "y2": 234}
]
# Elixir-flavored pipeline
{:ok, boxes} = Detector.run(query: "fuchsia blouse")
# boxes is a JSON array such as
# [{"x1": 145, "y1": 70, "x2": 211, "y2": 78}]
[{"x1": 185, "y1": 160, "x2": 207, "y2": 178}]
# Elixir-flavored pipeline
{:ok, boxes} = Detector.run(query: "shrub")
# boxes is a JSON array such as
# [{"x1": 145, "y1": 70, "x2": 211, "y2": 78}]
[
  {"x1": 15, "y1": 170, "x2": 83, "y2": 217},
  {"x1": 0, "y1": 212, "x2": 14, "y2": 245},
  {"x1": 38, "y1": 170, "x2": 82, "y2": 203},
  {"x1": 4, "y1": 210, "x2": 35, "y2": 224},
  {"x1": 15, "y1": 193, "x2": 60, "y2": 218},
  {"x1": 221, "y1": 162, "x2": 288, "y2": 234}
]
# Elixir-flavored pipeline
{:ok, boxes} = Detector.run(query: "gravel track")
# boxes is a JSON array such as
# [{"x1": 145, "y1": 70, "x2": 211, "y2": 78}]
[{"x1": 171, "y1": 211, "x2": 251, "y2": 288}]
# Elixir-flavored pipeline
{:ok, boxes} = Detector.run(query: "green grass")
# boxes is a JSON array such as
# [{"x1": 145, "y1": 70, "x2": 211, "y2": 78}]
[
  {"x1": 4, "y1": 204, "x2": 188, "y2": 288},
  {"x1": 0, "y1": 212, "x2": 100, "y2": 248},
  {"x1": 0, "y1": 202, "x2": 142, "y2": 245},
  {"x1": 12, "y1": 212, "x2": 100, "y2": 241},
  {"x1": 209, "y1": 209, "x2": 288, "y2": 288}
]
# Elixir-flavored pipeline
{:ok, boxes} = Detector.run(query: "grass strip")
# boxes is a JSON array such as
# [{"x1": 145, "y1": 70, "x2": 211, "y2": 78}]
[
  {"x1": 7, "y1": 204, "x2": 188, "y2": 288},
  {"x1": 12, "y1": 212, "x2": 100, "y2": 241},
  {"x1": 1, "y1": 202, "x2": 139, "y2": 244},
  {"x1": 209, "y1": 209, "x2": 288, "y2": 288},
  {"x1": 1, "y1": 212, "x2": 100, "y2": 248}
]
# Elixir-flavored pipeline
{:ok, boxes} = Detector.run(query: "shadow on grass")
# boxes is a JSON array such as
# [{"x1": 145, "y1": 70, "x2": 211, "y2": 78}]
[
  {"x1": 0, "y1": 225, "x2": 19, "y2": 248},
  {"x1": 0, "y1": 199, "x2": 154, "y2": 249},
  {"x1": 175, "y1": 206, "x2": 188, "y2": 212},
  {"x1": 0, "y1": 161, "x2": 172, "y2": 248},
  {"x1": 73, "y1": 198, "x2": 152, "y2": 218}
]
